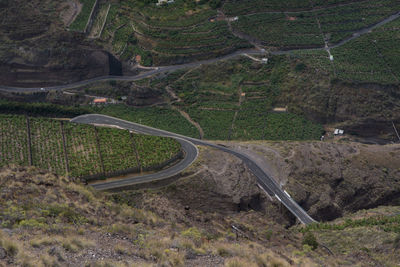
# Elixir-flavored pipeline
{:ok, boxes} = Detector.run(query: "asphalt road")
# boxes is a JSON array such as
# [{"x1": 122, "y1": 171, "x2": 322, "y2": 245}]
[
  {"x1": 71, "y1": 114, "x2": 316, "y2": 225},
  {"x1": 0, "y1": 11, "x2": 398, "y2": 93}
]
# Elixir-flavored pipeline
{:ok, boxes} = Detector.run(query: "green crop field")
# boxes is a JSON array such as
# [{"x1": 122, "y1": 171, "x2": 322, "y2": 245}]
[
  {"x1": 292, "y1": 16, "x2": 400, "y2": 84},
  {"x1": 144, "y1": 57, "x2": 323, "y2": 141},
  {"x1": 69, "y1": 0, "x2": 97, "y2": 32},
  {"x1": 30, "y1": 118, "x2": 67, "y2": 175},
  {"x1": 233, "y1": 12, "x2": 324, "y2": 49},
  {"x1": 133, "y1": 135, "x2": 181, "y2": 168},
  {"x1": 96, "y1": 105, "x2": 199, "y2": 138},
  {"x1": 317, "y1": 0, "x2": 400, "y2": 45},
  {"x1": 230, "y1": 0, "x2": 400, "y2": 49},
  {"x1": 97, "y1": 128, "x2": 139, "y2": 174},
  {"x1": 64, "y1": 122, "x2": 103, "y2": 178},
  {"x1": 0, "y1": 115, "x2": 29, "y2": 167},
  {"x1": 97, "y1": 0, "x2": 250, "y2": 65},
  {"x1": 222, "y1": 0, "x2": 312, "y2": 16},
  {"x1": 187, "y1": 109, "x2": 236, "y2": 140},
  {"x1": 0, "y1": 115, "x2": 182, "y2": 180},
  {"x1": 331, "y1": 16, "x2": 400, "y2": 84}
]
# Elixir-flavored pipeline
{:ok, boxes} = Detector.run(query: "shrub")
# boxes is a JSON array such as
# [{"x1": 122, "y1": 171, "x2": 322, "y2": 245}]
[
  {"x1": 302, "y1": 232, "x2": 318, "y2": 250},
  {"x1": 181, "y1": 227, "x2": 202, "y2": 243}
]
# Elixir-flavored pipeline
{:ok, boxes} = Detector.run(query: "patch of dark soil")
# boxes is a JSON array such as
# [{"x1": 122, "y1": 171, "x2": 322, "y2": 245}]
[
  {"x1": 343, "y1": 118, "x2": 400, "y2": 143},
  {"x1": 108, "y1": 53, "x2": 122, "y2": 76},
  {"x1": 285, "y1": 142, "x2": 400, "y2": 222}
]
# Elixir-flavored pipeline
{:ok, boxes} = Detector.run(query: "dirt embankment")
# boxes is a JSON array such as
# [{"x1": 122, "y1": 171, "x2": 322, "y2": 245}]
[
  {"x1": 224, "y1": 141, "x2": 400, "y2": 222},
  {"x1": 0, "y1": 0, "x2": 122, "y2": 87}
]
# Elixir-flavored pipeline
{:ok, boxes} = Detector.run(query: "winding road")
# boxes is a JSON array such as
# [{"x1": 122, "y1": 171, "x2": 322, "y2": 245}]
[
  {"x1": 0, "y1": 11, "x2": 399, "y2": 93},
  {"x1": 71, "y1": 114, "x2": 316, "y2": 225},
  {"x1": 3, "y1": 10, "x2": 399, "y2": 225}
]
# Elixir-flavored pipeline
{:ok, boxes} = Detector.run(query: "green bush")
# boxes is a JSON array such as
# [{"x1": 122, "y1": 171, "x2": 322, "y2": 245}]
[{"x1": 302, "y1": 232, "x2": 318, "y2": 250}]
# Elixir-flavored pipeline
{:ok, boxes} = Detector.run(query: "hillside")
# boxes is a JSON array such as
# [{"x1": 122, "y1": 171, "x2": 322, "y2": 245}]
[
  {"x1": 0, "y1": 140, "x2": 399, "y2": 266},
  {"x1": 1, "y1": 1, "x2": 400, "y2": 265},
  {"x1": 1, "y1": 0, "x2": 400, "y2": 144}
]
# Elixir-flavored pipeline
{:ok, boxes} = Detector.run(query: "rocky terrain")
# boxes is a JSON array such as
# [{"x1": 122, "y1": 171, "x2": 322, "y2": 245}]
[
  {"x1": 223, "y1": 140, "x2": 400, "y2": 222},
  {"x1": 0, "y1": 0, "x2": 123, "y2": 87},
  {"x1": 0, "y1": 140, "x2": 399, "y2": 266}
]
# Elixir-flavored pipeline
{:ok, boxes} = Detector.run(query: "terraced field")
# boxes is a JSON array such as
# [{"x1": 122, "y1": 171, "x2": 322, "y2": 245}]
[
  {"x1": 69, "y1": 0, "x2": 97, "y2": 32},
  {"x1": 230, "y1": 0, "x2": 400, "y2": 49},
  {"x1": 30, "y1": 118, "x2": 67, "y2": 175},
  {"x1": 0, "y1": 115, "x2": 29, "y2": 167},
  {"x1": 149, "y1": 57, "x2": 323, "y2": 140},
  {"x1": 0, "y1": 115, "x2": 181, "y2": 181},
  {"x1": 97, "y1": 105, "x2": 199, "y2": 138},
  {"x1": 97, "y1": 0, "x2": 250, "y2": 65},
  {"x1": 292, "y1": 16, "x2": 400, "y2": 84}
]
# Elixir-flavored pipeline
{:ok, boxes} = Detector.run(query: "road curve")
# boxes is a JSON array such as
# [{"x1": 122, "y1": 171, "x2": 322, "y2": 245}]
[
  {"x1": 0, "y1": 12, "x2": 399, "y2": 93},
  {"x1": 71, "y1": 114, "x2": 316, "y2": 225},
  {"x1": 70, "y1": 115, "x2": 199, "y2": 191}
]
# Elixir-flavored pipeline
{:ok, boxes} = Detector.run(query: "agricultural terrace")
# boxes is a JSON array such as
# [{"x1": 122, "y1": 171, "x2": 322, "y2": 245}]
[
  {"x1": 96, "y1": 105, "x2": 200, "y2": 138},
  {"x1": 292, "y1": 16, "x2": 400, "y2": 84},
  {"x1": 148, "y1": 57, "x2": 323, "y2": 140},
  {"x1": 230, "y1": 0, "x2": 400, "y2": 49},
  {"x1": 98, "y1": 0, "x2": 250, "y2": 65},
  {"x1": 0, "y1": 115, "x2": 29, "y2": 167},
  {"x1": 69, "y1": 0, "x2": 97, "y2": 32},
  {"x1": 88, "y1": 3, "x2": 110, "y2": 38},
  {"x1": 0, "y1": 115, "x2": 181, "y2": 180}
]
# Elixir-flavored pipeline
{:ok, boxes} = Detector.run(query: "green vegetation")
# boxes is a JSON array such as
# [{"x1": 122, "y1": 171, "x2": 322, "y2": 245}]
[
  {"x1": 222, "y1": 0, "x2": 312, "y2": 15},
  {"x1": 98, "y1": 128, "x2": 139, "y2": 173},
  {"x1": 148, "y1": 57, "x2": 323, "y2": 140},
  {"x1": 64, "y1": 122, "x2": 102, "y2": 177},
  {"x1": 303, "y1": 215, "x2": 400, "y2": 234},
  {"x1": 231, "y1": 0, "x2": 400, "y2": 49},
  {"x1": 96, "y1": 105, "x2": 199, "y2": 138},
  {"x1": 133, "y1": 135, "x2": 181, "y2": 168},
  {"x1": 98, "y1": 0, "x2": 250, "y2": 65},
  {"x1": 233, "y1": 12, "x2": 324, "y2": 48},
  {"x1": 0, "y1": 115, "x2": 29, "y2": 167},
  {"x1": 234, "y1": 112, "x2": 322, "y2": 141},
  {"x1": 330, "y1": 18, "x2": 400, "y2": 83},
  {"x1": 0, "y1": 100, "x2": 90, "y2": 117},
  {"x1": 89, "y1": 3, "x2": 110, "y2": 38},
  {"x1": 317, "y1": 0, "x2": 400, "y2": 45},
  {"x1": 69, "y1": 0, "x2": 97, "y2": 32},
  {"x1": 187, "y1": 109, "x2": 236, "y2": 140},
  {"x1": 293, "y1": 16, "x2": 400, "y2": 84},
  {"x1": 0, "y1": 114, "x2": 181, "y2": 180},
  {"x1": 302, "y1": 232, "x2": 318, "y2": 250},
  {"x1": 30, "y1": 118, "x2": 67, "y2": 176}
]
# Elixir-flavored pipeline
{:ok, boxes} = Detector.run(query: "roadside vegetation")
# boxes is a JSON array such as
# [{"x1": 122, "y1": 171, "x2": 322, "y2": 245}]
[{"x1": 0, "y1": 114, "x2": 181, "y2": 181}]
